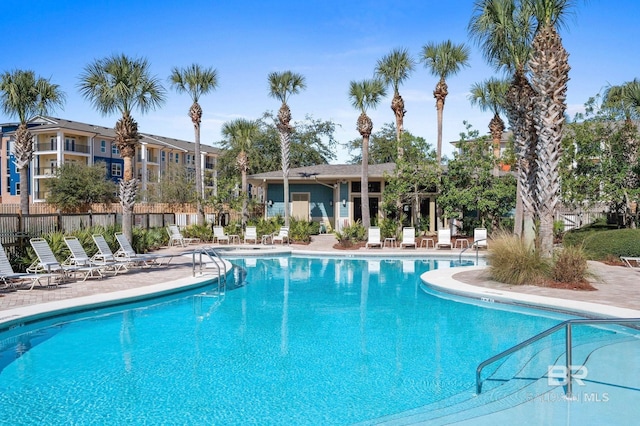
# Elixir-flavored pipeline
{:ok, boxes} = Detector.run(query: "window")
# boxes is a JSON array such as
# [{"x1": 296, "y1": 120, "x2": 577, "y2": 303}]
[
  {"x1": 186, "y1": 154, "x2": 192, "y2": 165},
  {"x1": 169, "y1": 152, "x2": 174, "y2": 162},
  {"x1": 15, "y1": 182, "x2": 20, "y2": 195},
  {"x1": 111, "y1": 163, "x2": 122, "y2": 177},
  {"x1": 49, "y1": 137, "x2": 56, "y2": 150},
  {"x1": 112, "y1": 145, "x2": 120, "y2": 155},
  {"x1": 100, "y1": 140, "x2": 106, "y2": 153},
  {"x1": 65, "y1": 138, "x2": 76, "y2": 151},
  {"x1": 175, "y1": 153, "x2": 179, "y2": 163},
  {"x1": 161, "y1": 151, "x2": 166, "y2": 162}
]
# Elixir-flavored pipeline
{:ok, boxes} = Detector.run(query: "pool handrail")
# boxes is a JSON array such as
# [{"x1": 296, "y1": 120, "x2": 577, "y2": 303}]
[
  {"x1": 192, "y1": 246, "x2": 227, "y2": 295},
  {"x1": 458, "y1": 238, "x2": 486, "y2": 263},
  {"x1": 476, "y1": 317, "x2": 640, "y2": 397}
]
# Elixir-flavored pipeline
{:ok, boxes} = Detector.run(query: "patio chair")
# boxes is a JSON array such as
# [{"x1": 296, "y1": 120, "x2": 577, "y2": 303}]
[
  {"x1": 244, "y1": 226, "x2": 258, "y2": 244},
  {"x1": 167, "y1": 225, "x2": 200, "y2": 247},
  {"x1": 400, "y1": 227, "x2": 417, "y2": 249},
  {"x1": 272, "y1": 227, "x2": 289, "y2": 245},
  {"x1": 366, "y1": 227, "x2": 382, "y2": 249},
  {"x1": 29, "y1": 238, "x2": 102, "y2": 282},
  {"x1": 64, "y1": 236, "x2": 127, "y2": 276},
  {"x1": 473, "y1": 228, "x2": 488, "y2": 249},
  {"x1": 213, "y1": 226, "x2": 230, "y2": 244},
  {"x1": 436, "y1": 229, "x2": 452, "y2": 249},
  {"x1": 114, "y1": 232, "x2": 173, "y2": 267},
  {"x1": 0, "y1": 245, "x2": 54, "y2": 291},
  {"x1": 621, "y1": 257, "x2": 640, "y2": 268}
]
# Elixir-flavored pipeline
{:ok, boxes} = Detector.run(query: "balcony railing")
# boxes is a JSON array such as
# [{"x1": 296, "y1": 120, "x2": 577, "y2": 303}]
[
  {"x1": 34, "y1": 142, "x2": 91, "y2": 154},
  {"x1": 35, "y1": 142, "x2": 57, "y2": 152},
  {"x1": 34, "y1": 167, "x2": 57, "y2": 176}
]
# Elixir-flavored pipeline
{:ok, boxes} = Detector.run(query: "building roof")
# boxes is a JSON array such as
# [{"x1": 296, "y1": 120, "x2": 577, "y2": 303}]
[
  {"x1": 2, "y1": 116, "x2": 221, "y2": 155},
  {"x1": 249, "y1": 162, "x2": 397, "y2": 181}
]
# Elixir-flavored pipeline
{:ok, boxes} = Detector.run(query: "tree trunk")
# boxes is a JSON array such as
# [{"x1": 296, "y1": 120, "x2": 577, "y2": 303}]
[
  {"x1": 280, "y1": 129, "x2": 291, "y2": 227},
  {"x1": 241, "y1": 168, "x2": 248, "y2": 227},
  {"x1": 193, "y1": 118, "x2": 204, "y2": 226},
  {"x1": 391, "y1": 93, "x2": 405, "y2": 160},
  {"x1": 529, "y1": 24, "x2": 569, "y2": 257},
  {"x1": 434, "y1": 77, "x2": 448, "y2": 165},
  {"x1": 19, "y1": 167, "x2": 29, "y2": 214},
  {"x1": 361, "y1": 134, "x2": 371, "y2": 230}
]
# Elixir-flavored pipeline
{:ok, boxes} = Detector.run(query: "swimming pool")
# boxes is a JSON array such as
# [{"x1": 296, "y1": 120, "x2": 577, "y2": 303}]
[{"x1": 0, "y1": 256, "x2": 615, "y2": 424}]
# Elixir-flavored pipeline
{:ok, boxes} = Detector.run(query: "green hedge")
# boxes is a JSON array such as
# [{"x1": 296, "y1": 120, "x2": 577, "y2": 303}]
[{"x1": 579, "y1": 229, "x2": 640, "y2": 260}]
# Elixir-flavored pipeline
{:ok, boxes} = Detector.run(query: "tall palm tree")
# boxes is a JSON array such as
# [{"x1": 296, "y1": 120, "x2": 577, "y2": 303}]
[
  {"x1": 221, "y1": 118, "x2": 259, "y2": 227},
  {"x1": 348, "y1": 79, "x2": 387, "y2": 231},
  {"x1": 169, "y1": 64, "x2": 219, "y2": 226},
  {"x1": 267, "y1": 71, "x2": 306, "y2": 227},
  {"x1": 0, "y1": 70, "x2": 65, "y2": 214},
  {"x1": 469, "y1": 0, "x2": 536, "y2": 240},
  {"x1": 374, "y1": 48, "x2": 415, "y2": 159},
  {"x1": 468, "y1": 77, "x2": 509, "y2": 164},
  {"x1": 420, "y1": 40, "x2": 470, "y2": 164},
  {"x1": 79, "y1": 54, "x2": 166, "y2": 242},
  {"x1": 528, "y1": 0, "x2": 574, "y2": 256}
]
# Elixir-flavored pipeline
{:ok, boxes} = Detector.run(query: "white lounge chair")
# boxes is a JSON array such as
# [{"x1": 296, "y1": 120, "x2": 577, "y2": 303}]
[
  {"x1": 366, "y1": 227, "x2": 382, "y2": 249},
  {"x1": 272, "y1": 227, "x2": 289, "y2": 245},
  {"x1": 244, "y1": 226, "x2": 258, "y2": 244},
  {"x1": 213, "y1": 226, "x2": 230, "y2": 244},
  {"x1": 114, "y1": 232, "x2": 173, "y2": 267},
  {"x1": 621, "y1": 257, "x2": 640, "y2": 268},
  {"x1": 64, "y1": 236, "x2": 126, "y2": 275},
  {"x1": 0, "y1": 245, "x2": 53, "y2": 291},
  {"x1": 473, "y1": 228, "x2": 488, "y2": 249},
  {"x1": 29, "y1": 238, "x2": 102, "y2": 281},
  {"x1": 167, "y1": 225, "x2": 200, "y2": 247},
  {"x1": 400, "y1": 227, "x2": 417, "y2": 249},
  {"x1": 436, "y1": 229, "x2": 452, "y2": 249}
]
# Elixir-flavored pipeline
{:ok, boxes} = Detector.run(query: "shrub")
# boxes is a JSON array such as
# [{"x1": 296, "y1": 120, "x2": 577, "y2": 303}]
[
  {"x1": 552, "y1": 245, "x2": 589, "y2": 283},
  {"x1": 487, "y1": 231, "x2": 550, "y2": 285},
  {"x1": 378, "y1": 218, "x2": 399, "y2": 239},
  {"x1": 562, "y1": 218, "x2": 618, "y2": 247},
  {"x1": 184, "y1": 223, "x2": 213, "y2": 242},
  {"x1": 334, "y1": 222, "x2": 366, "y2": 247},
  {"x1": 289, "y1": 218, "x2": 314, "y2": 243},
  {"x1": 580, "y1": 228, "x2": 640, "y2": 260}
]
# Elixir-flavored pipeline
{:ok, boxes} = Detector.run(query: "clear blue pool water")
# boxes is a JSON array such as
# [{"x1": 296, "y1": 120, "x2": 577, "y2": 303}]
[{"x1": 0, "y1": 256, "x2": 599, "y2": 425}]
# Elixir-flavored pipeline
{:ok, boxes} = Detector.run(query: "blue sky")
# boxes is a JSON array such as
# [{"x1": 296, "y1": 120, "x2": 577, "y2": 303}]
[{"x1": 2, "y1": 0, "x2": 638, "y2": 163}]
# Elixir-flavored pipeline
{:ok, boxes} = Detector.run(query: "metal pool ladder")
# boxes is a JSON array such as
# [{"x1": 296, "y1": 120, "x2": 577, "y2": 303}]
[
  {"x1": 458, "y1": 238, "x2": 486, "y2": 264},
  {"x1": 192, "y1": 246, "x2": 227, "y2": 295},
  {"x1": 476, "y1": 317, "x2": 640, "y2": 397}
]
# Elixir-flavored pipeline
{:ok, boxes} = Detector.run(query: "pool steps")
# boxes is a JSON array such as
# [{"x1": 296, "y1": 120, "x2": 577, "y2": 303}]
[{"x1": 363, "y1": 333, "x2": 637, "y2": 425}]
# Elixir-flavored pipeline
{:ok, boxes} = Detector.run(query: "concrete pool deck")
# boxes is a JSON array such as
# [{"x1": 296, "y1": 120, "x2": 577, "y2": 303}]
[{"x1": 1, "y1": 233, "x2": 640, "y2": 325}]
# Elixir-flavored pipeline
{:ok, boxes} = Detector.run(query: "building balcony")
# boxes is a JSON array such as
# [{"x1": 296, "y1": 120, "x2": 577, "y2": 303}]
[{"x1": 34, "y1": 167, "x2": 57, "y2": 176}]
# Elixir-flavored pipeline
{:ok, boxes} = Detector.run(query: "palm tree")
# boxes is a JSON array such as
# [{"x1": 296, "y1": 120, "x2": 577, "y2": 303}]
[
  {"x1": 468, "y1": 0, "x2": 536, "y2": 240},
  {"x1": 79, "y1": 54, "x2": 166, "y2": 242},
  {"x1": 374, "y1": 48, "x2": 415, "y2": 159},
  {"x1": 267, "y1": 71, "x2": 306, "y2": 227},
  {"x1": 420, "y1": 40, "x2": 470, "y2": 164},
  {"x1": 528, "y1": 0, "x2": 574, "y2": 256},
  {"x1": 348, "y1": 79, "x2": 387, "y2": 230},
  {"x1": 0, "y1": 70, "x2": 65, "y2": 214},
  {"x1": 169, "y1": 64, "x2": 219, "y2": 226},
  {"x1": 221, "y1": 118, "x2": 259, "y2": 227},
  {"x1": 468, "y1": 77, "x2": 509, "y2": 165}
]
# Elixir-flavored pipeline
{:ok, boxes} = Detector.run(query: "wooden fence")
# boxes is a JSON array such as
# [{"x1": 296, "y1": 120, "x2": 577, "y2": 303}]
[{"x1": 0, "y1": 204, "x2": 241, "y2": 253}]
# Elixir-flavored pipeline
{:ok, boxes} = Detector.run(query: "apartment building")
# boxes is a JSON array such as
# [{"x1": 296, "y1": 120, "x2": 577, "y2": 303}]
[{"x1": 0, "y1": 116, "x2": 221, "y2": 204}]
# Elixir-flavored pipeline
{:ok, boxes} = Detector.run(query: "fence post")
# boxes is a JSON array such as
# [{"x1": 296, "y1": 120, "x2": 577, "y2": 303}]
[{"x1": 88, "y1": 209, "x2": 93, "y2": 228}]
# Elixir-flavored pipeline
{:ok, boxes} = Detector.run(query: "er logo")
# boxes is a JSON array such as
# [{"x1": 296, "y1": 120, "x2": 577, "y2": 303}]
[{"x1": 547, "y1": 365, "x2": 588, "y2": 386}]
